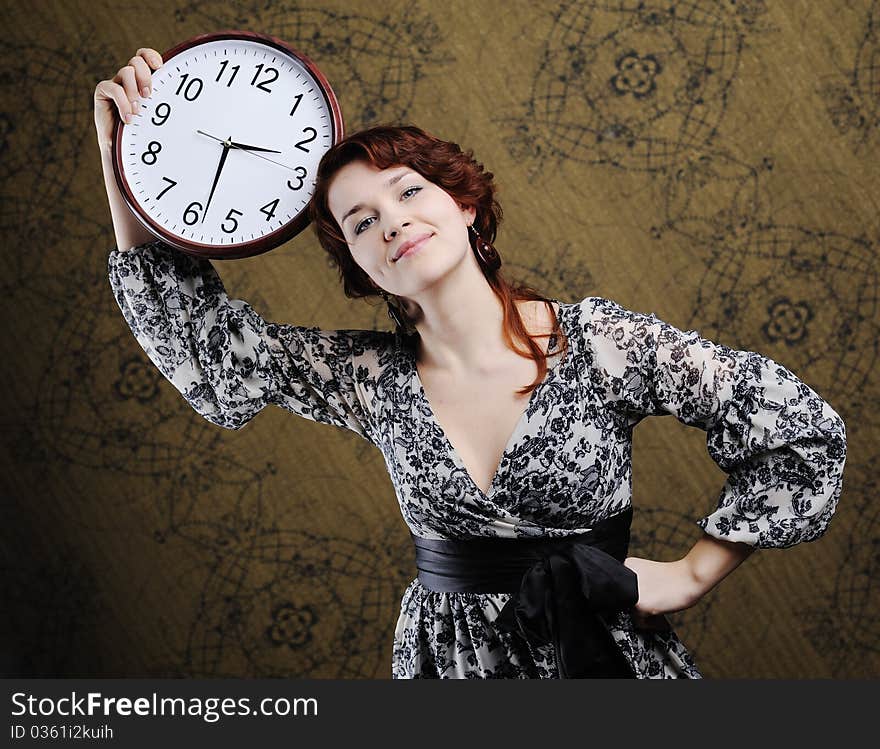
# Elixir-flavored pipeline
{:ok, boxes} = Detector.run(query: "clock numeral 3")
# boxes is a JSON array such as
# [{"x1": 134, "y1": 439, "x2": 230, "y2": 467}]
[
  {"x1": 141, "y1": 141, "x2": 162, "y2": 165},
  {"x1": 251, "y1": 64, "x2": 279, "y2": 93},
  {"x1": 151, "y1": 102, "x2": 172, "y2": 126},
  {"x1": 287, "y1": 166, "x2": 308, "y2": 191},
  {"x1": 183, "y1": 201, "x2": 203, "y2": 226},
  {"x1": 294, "y1": 127, "x2": 317, "y2": 153},
  {"x1": 175, "y1": 73, "x2": 204, "y2": 101},
  {"x1": 222, "y1": 208, "x2": 244, "y2": 234}
]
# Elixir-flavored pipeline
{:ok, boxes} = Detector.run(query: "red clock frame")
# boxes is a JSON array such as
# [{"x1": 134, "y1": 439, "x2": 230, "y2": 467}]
[{"x1": 112, "y1": 29, "x2": 345, "y2": 260}]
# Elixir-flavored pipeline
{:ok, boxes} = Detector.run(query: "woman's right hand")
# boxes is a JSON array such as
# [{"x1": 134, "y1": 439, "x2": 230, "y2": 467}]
[{"x1": 93, "y1": 47, "x2": 164, "y2": 148}]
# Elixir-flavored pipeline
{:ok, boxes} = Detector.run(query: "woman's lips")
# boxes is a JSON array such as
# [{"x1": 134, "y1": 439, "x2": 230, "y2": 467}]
[{"x1": 395, "y1": 234, "x2": 431, "y2": 262}]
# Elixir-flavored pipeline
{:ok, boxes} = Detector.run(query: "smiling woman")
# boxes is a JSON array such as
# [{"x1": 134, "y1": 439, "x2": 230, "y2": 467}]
[
  {"x1": 106, "y1": 121, "x2": 847, "y2": 679},
  {"x1": 308, "y1": 124, "x2": 563, "y2": 396}
]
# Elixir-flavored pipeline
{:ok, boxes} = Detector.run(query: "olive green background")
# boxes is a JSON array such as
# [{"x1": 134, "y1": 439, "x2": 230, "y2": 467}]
[{"x1": 1, "y1": 0, "x2": 877, "y2": 678}]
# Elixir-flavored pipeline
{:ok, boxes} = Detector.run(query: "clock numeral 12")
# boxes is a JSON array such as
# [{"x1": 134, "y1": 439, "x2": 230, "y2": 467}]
[{"x1": 251, "y1": 64, "x2": 279, "y2": 93}]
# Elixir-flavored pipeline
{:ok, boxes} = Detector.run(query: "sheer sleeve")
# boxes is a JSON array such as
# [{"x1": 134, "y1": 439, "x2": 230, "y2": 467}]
[
  {"x1": 107, "y1": 238, "x2": 388, "y2": 442},
  {"x1": 580, "y1": 296, "x2": 848, "y2": 549}
]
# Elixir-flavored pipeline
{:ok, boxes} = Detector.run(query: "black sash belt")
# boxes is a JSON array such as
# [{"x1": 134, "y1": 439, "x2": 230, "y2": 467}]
[{"x1": 411, "y1": 506, "x2": 639, "y2": 678}]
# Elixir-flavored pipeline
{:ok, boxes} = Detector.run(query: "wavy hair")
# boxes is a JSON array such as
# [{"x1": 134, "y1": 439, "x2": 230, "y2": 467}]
[{"x1": 307, "y1": 123, "x2": 568, "y2": 396}]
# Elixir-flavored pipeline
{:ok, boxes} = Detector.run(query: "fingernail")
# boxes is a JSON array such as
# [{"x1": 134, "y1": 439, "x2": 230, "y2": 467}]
[
  {"x1": 141, "y1": 87, "x2": 150, "y2": 98},
  {"x1": 124, "y1": 113, "x2": 132, "y2": 124}
]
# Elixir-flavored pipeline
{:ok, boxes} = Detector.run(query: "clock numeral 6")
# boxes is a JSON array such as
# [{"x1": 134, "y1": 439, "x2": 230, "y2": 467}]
[
  {"x1": 151, "y1": 102, "x2": 172, "y2": 126},
  {"x1": 294, "y1": 127, "x2": 317, "y2": 153},
  {"x1": 222, "y1": 208, "x2": 244, "y2": 234},
  {"x1": 287, "y1": 166, "x2": 308, "y2": 191},
  {"x1": 174, "y1": 73, "x2": 203, "y2": 101},
  {"x1": 183, "y1": 201, "x2": 203, "y2": 226},
  {"x1": 141, "y1": 141, "x2": 162, "y2": 165}
]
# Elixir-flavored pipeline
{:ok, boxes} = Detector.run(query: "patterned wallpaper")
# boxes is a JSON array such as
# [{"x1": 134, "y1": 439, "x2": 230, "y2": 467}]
[{"x1": 0, "y1": 0, "x2": 876, "y2": 678}]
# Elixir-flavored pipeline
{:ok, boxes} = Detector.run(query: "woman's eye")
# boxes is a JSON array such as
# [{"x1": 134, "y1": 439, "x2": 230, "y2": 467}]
[{"x1": 354, "y1": 186, "x2": 422, "y2": 235}]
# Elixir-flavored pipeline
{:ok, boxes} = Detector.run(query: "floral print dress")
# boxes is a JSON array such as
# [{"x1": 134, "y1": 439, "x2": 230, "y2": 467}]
[{"x1": 108, "y1": 239, "x2": 848, "y2": 679}]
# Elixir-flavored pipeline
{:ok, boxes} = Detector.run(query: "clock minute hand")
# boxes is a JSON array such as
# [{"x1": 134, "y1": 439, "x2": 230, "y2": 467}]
[{"x1": 202, "y1": 138, "x2": 231, "y2": 224}]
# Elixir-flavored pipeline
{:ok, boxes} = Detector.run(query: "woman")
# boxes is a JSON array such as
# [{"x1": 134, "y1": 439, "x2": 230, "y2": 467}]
[{"x1": 96, "y1": 48, "x2": 848, "y2": 678}]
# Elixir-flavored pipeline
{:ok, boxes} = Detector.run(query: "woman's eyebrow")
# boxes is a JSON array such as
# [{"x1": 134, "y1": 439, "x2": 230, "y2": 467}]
[{"x1": 341, "y1": 170, "x2": 416, "y2": 226}]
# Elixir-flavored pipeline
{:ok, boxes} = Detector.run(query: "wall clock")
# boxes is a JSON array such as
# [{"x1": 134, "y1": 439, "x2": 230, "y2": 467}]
[{"x1": 112, "y1": 29, "x2": 344, "y2": 259}]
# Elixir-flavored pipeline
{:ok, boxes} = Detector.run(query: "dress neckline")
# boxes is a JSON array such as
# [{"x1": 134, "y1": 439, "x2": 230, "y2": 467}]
[{"x1": 408, "y1": 299, "x2": 570, "y2": 501}]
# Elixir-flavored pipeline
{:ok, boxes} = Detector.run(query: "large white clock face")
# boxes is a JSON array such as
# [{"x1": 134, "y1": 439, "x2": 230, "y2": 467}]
[{"x1": 117, "y1": 37, "x2": 335, "y2": 250}]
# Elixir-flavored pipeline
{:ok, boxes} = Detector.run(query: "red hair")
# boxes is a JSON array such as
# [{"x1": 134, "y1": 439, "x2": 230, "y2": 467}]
[{"x1": 307, "y1": 124, "x2": 568, "y2": 396}]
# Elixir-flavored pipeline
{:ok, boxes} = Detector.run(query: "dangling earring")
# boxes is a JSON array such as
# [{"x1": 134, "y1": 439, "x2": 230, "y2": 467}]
[
  {"x1": 376, "y1": 287, "x2": 406, "y2": 330},
  {"x1": 468, "y1": 223, "x2": 502, "y2": 272}
]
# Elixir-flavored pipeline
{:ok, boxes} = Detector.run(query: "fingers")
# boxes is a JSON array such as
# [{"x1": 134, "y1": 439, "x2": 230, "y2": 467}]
[
  {"x1": 113, "y1": 49, "x2": 164, "y2": 124},
  {"x1": 136, "y1": 47, "x2": 164, "y2": 71},
  {"x1": 95, "y1": 79, "x2": 135, "y2": 123},
  {"x1": 115, "y1": 65, "x2": 140, "y2": 121},
  {"x1": 94, "y1": 48, "x2": 164, "y2": 127},
  {"x1": 128, "y1": 55, "x2": 152, "y2": 98}
]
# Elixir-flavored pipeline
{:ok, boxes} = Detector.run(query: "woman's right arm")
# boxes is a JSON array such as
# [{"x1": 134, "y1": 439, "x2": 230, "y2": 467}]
[
  {"x1": 98, "y1": 49, "x2": 387, "y2": 442},
  {"x1": 107, "y1": 241, "x2": 387, "y2": 442},
  {"x1": 94, "y1": 47, "x2": 161, "y2": 252}
]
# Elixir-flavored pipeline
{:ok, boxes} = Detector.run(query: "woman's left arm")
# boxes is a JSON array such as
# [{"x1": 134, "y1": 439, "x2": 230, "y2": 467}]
[
  {"x1": 625, "y1": 533, "x2": 756, "y2": 619},
  {"x1": 582, "y1": 297, "x2": 848, "y2": 618}
]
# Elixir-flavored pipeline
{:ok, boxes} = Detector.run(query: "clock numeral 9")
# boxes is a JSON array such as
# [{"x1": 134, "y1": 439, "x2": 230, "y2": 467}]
[
  {"x1": 221, "y1": 208, "x2": 244, "y2": 234},
  {"x1": 251, "y1": 64, "x2": 279, "y2": 93},
  {"x1": 141, "y1": 141, "x2": 162, "y2": 165},
  {"x1": 151, "y1": 102, "x2": 172, "y2": 126},
  {"x1": 294, "y1": 127, "x2": 317, "y2": 153},
  {"x1": 287, "y1": 166, "x2": 308, "y2": 191},
  {"x1": 174, "y1": 73, "x2": 203, "y2": 101},
  {"x1": 183, "y1": 201, "x2": 203, "y2": 226}
]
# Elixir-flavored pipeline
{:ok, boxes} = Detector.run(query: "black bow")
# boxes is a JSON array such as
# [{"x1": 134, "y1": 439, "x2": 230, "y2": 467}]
[{"x1": 495, "y1": 541, "x2": 640, "y2": 678}]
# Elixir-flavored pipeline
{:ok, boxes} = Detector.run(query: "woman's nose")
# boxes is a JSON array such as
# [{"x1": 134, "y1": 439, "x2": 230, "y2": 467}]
[{"x1": 384, "y1": 219, "x2": 410, "y2": 242}]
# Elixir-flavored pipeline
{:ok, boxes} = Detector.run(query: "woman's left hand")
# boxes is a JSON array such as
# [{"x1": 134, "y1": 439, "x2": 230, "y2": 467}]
[{"x1": 623, "y1": 556, "x2": 703, "y2": 631}]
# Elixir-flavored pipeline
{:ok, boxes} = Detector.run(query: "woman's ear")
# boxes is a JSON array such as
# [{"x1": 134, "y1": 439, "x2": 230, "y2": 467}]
[{"x1": 460, "y1": 203, "x2": 477, "y2": 226}]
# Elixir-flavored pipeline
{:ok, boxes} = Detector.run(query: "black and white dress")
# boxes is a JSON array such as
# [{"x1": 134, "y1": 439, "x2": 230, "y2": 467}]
[{"x1": 108, "y1": 239, "x2": 847, "y2": 679}]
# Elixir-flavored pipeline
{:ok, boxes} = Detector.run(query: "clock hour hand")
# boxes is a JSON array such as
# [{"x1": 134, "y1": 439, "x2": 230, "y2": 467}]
[
  {"x1": 202, "y1": 138, "x2": 231, "y2": 224},
  {"x1": 195, "y1": 130, "x2": 280, "y2": 154},
  {"x1": 228, "y1": 140, "x2": 282, "y2": 154},
  {"x1": 196, "y1": 129, "x2": 293, "y2": 172}
]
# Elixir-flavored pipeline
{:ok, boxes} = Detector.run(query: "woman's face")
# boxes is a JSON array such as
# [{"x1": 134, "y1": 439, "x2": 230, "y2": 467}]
[{"x1": 327, "y1": 160, "x2": 476, "y2": 298}]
